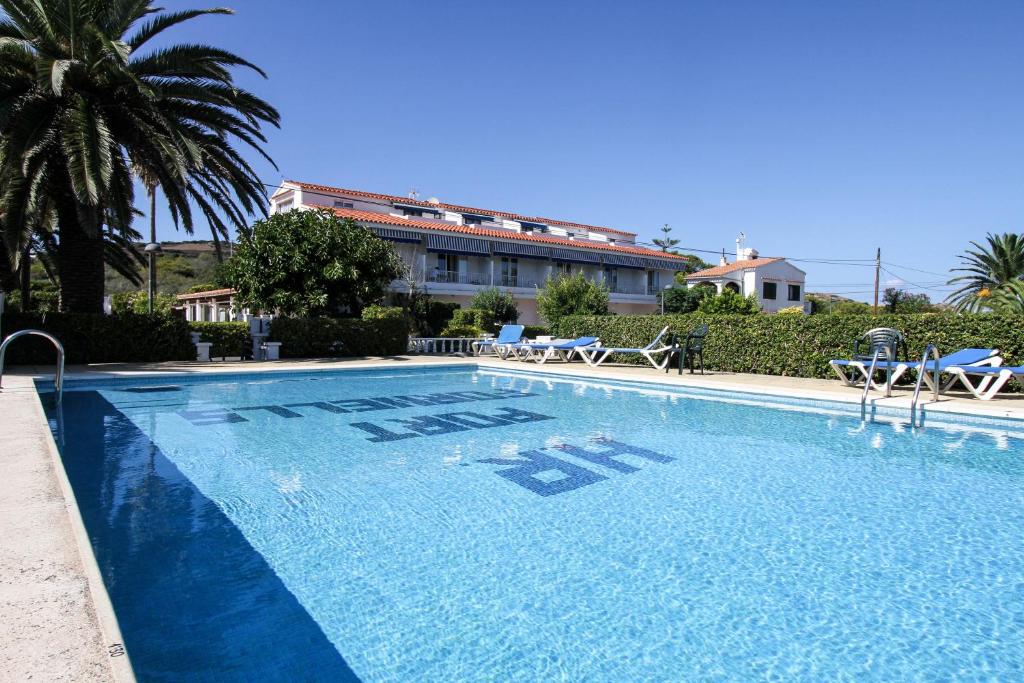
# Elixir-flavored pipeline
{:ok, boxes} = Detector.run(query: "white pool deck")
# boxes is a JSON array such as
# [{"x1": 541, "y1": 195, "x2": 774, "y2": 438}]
[{"x1": 2, "y1": 355, "x2": 1023, "y2": 681}]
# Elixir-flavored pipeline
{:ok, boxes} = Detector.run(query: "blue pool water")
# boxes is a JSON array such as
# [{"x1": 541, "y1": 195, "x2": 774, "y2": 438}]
[{"x1": 46, "y1": 367, "x2": 1024, "y2": 681}]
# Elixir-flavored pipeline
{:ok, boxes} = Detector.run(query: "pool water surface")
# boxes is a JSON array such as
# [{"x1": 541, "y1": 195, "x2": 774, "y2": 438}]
[{"x1": 47, "y1": 367, "x2": 1024, "y2": 681}]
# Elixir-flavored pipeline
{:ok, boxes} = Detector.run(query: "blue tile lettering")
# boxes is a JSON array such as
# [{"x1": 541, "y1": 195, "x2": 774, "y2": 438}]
[
  {"x1": 553, "y1": 438, "x2": 675, "y2": 473},
  {"x1": 349, "y1": 422, "x2": 420, "y2": 443},
  {"x1": 478, "y1": 450, "x2": 607, "y2": 496}
]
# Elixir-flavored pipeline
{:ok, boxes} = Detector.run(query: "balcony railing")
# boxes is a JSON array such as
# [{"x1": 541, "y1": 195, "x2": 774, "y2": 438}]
[
  {"x1": 603, "y1": 283, "x2": 653, "y2": 295},
  {"x1": 499, "y1": 275, "x2": 540, "y2": 289},
  {"x1": 425, "y1": 270, "x2": 490, "y2": 285}
]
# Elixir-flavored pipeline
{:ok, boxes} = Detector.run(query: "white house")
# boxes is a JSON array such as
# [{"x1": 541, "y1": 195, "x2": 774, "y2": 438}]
[
  {"x1": 263, "y1": 181, "x2": 690, "y2": 324},
  {"x1": 685, "y1": 248, "x2": 808, "y2": 313}
]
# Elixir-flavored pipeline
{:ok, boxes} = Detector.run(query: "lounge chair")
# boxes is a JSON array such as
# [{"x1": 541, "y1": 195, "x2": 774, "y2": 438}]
[
  {"x1": 830, "y1": 327, "x2": 907, "y2": 388},
  {"x1": 878, "y1": 348, "x2": 1000, "y2": 390},
  {"x1": 578, "y1": 326, "x2": 673, "y2": 370},
  {"x1": 508, "y1": 337, "x2": 601, "y2": 364},
  {"x1": 472, "y1": 325, "x2": 525, "y2": 357},
  {"x1": 939, "y1": 363, "x2": 1024, "y2": 400}
]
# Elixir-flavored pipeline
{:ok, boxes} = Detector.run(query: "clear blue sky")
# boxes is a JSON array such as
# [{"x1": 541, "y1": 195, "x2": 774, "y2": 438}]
[{"x1": 151, "y1": 0, "x2": 1024, "y2": 302}]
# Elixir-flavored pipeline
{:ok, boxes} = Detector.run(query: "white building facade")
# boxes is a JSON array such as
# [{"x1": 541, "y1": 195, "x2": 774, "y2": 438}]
[
  {"x1": 267, "y1": 181, "x2": 689, "y2": 324},
  {"x1": 685, "y1": 249, "x2": 808, "y2": 313}
]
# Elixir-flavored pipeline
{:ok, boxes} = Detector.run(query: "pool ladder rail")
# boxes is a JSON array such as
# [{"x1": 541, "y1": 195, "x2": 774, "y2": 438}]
[
  {"x1": 861, "y1": 346, "x2": 894, "y2": 406},
  {"x1": 0, "y1": 329, "x2": 65, "y2": 405},
  {"x1": 910, "y1": 344, "x2": 941, "y2": 418}
]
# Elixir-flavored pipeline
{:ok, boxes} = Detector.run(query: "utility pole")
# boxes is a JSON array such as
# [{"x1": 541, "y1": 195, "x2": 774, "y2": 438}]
[{"x1": 872, "y1": 247, "x2": 881, "y2": 315}]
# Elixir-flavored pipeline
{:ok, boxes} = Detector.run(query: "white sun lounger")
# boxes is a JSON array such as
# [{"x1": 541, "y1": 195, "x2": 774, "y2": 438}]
[
  {"x1": 578, "y1": 326, "x2": 673, "y2": 370},
  {"x1": 943, "y1": 363, "x2": 1024, "y2": 400},
  {"x1": 507, "y1": 336, "x2": 600, "y2": 364}
]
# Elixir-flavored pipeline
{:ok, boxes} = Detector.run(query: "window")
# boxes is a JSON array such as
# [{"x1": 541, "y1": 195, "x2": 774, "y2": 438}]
[
  {"x1": 275, "y1": 200, "x2": 293, "y2": 213},
  {"x1": 788, "y1": 284, "x2": 801, "y2": 301},
  {"x1": 437, "y1": 253, "x2": 459, "y2": 273},
  {"x1": 333, "y1": 200, "x2": 353, "y2": 209},
  {"x1": 556, "y1": 262, "x2": 573, "y2": 277},
  {"x1": 501, "y1": 257, "x2": 518, "y2": 286},
  {"x1": 762, "y1": 282, "x2": 777, "y2": 300},
  {"x1": 603, "y1": 267, "x2": 618, "y2": 291},
  {"x1": 647, "y1": 271, "x2": 661, "y2": 292}
]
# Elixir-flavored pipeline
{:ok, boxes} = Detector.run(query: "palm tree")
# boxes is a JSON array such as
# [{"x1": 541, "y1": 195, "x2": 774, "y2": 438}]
[
  {"x1": 0, "y1": 1, "x2": 279, "y2": 312},
  {"x1": 946, "y1": 233, "x2": 1024, "y2": 311}
]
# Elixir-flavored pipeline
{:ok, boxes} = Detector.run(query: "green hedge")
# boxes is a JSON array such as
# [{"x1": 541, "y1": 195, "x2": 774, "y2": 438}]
[
  {"x1": 522, "y1": 325, "x2": 550, "y2": 339},
  {"x1": 268, "y1": 316, "x2": 408, "y2": 358},
  {"x1": 1, "y1": 312, "x2": 194, "y2": 365},
  {"x1": 189, "y1": 321, "x2": 251, "y2": 360},
  {"x1": 553, "y1": 313, "x2": 1024, "y2": 379}
]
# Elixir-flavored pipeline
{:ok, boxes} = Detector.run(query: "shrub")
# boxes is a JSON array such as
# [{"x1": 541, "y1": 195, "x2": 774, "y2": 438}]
[
  {"x1": 438, "y1": 323, "x2": 482, "y2": 338},
  {"x1": 536, "y1": 273, "x2": 609, "y2": 326},
  {"x1": 0, "y1": 312, "x2": 194, "y2": 364},
  {"x1": 449, "y1": 308, "x2": 496, "y2": 332},
  {"x1": 361, "y1": 305, "x2": 404, "y2": 321},
  {"x1": 394, "y1": 288, "x2": 459, "y2": 337},
  {"x1": 522, "y1": 325, "x2": 550, "y2": 338},
  {"x1": 111, "y1": 291, "x2": 177, "y2": 315},
  {"x1": 189, "y1": 321, "x2": 250, "y2": 359},
  {"x1": 470, "y1": 288, "x2": 519, "y2": 324},
  {"x1": 268, "y1": 316, "x2": 408, "y2": 358},
  {"x1": 552, "y1": 312, "x2": 1024, "y2": 380},
  {"x1": 660, "y1": 286, "x2": 711, "y2": 314},
  {"x1": 776, "y1": 306, "x2": 805, "y2": 315},
  {"x1": 697, "y1": 289, "x2": 760, "y2": 314}
]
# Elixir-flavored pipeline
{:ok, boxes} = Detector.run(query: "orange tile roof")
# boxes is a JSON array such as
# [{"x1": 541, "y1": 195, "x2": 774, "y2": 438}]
[
  {"x1": 176, "y1": 288, "x2": 236, "y2": 300},
  {"x1": 311, "y1": 205, "x2": 688, "y2": 262},
  {"x1": 285, "y1": 181, "x2": 638, "y2": 238},
  {"x1": 686, "y1": 258, "x2": 783, "y2": 279}
]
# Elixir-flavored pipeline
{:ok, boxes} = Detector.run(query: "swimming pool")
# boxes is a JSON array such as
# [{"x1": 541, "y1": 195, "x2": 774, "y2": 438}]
[{"x1": 46, "y1": 366, "x2": 1024, "y2": 681}]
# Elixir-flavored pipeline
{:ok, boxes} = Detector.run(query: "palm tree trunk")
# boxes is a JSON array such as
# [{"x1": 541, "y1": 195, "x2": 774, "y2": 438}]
[{"x1": 56, "y1": 203, "x2": 105, "y2": 314}]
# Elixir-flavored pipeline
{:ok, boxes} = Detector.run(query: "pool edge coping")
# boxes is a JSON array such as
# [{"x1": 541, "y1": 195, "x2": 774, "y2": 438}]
[{"x1": 28, "y1": 388, "x2": 137, "y2": 683}]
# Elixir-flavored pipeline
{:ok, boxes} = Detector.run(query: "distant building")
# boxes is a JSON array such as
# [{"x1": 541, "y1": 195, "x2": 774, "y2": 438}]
[
  {"x1": 685, "y1": 248, "x2": 808, "y2": 313},
  {"x1": 268, "y1": 181, "x2": 690, "y2": 324}
]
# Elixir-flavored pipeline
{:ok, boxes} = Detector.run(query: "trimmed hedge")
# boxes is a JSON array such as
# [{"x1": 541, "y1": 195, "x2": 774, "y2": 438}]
[
  {"x1": 1, "y1": 312, "x2": 194, "y2": 365},
  {"x1": 553, "y1": 313, "x2": 1024, "y2": 379},
  {"x1": 189, "y1": 321, "x2": 251, "y2": 360},
  {"x1": 268, "y1": 316, "x2": 408, "y2": 358}
]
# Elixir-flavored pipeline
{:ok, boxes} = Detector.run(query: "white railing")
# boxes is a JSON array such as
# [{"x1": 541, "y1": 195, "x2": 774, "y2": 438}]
[
  {"x1": 425, "y1": 271, "x2": 490, "y2": 285},
  {"x1": 408, "y1": 337, "x2": 480, "y2": 354}
]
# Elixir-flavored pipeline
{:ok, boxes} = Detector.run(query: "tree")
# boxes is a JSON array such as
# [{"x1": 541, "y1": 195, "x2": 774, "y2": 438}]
[
  {"x1": 882, "y1": 287, "x2": 933, "y2": 313},
  {"x1": 652, "y1": 223, "x2": 680, "y2": 252},
  {"x1": 697, "y1": 289, "x2": 760, "y2": 314},
  {"x1": 470, "y1": 287, "x2": 519, "y2": 323},
  {"x1": 660, "y1": 286, "x2": 712, "y2": 313},
  {"x1": 946, "y1": 233, "x2": 1024, "y2": 311},
  {"x1": 0, "y1": 1, "x2": 279, "y2": 312},
  {"x1": 671, "y1": 254, "x2": 713, "y2": 281},
  {"x1": 536, "y1": 272, "x2": 609, "y2": 326},
  {"x1": 223, "y1": 210, "x2": 406, "y2": 317},
  {"x1": 983, "y1": 279, "x2": 1024, "y2": 314}
]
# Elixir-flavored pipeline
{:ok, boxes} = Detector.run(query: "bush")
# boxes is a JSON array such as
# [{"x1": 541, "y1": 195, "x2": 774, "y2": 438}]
[
  {"x1": 776, "y1": 306, "x2": 805, "y2": 315},
  {"x1": 189, "y1": 321, "x2": 250, "y2": 359},
  {"x1": 438, "y1": 323, "x2": 482, "y2": 338},
  {"x1": 111, "y1": 291, "x2": 177, "y2": 315},
  {"x1": 522, "y1": 325, "x2": 550, "y2": 338},
  {"x1": 0, "y1": 312, "x2": 194, "y2": 364},
  {"x1": 697, "y1": 289, "x2": 760, "y2": 314},
  {"x1": 394, "y1": 288, "x2": 458, "y2": 337},
  {"x1": 660, "y1": 286, "x2": 712, "y2": 314},
  {"x1": 361, "y1": 305, "x2": 404, "y2": 321},
  {"x1": 449, "y1": 308, "x2": 496, "y2": 333},
  {"x1": 268, "y1": 316, "x2": 408, "y2": 358},
  {"x1": 536, "y1": 273, "x2": 609, "y2": 326},
  {"x1": 469, "y1": 288, "x2": 519, "y2": 324},
  {"x1": 552, "y1": 312, "x2": 1024, "y2": 380}
]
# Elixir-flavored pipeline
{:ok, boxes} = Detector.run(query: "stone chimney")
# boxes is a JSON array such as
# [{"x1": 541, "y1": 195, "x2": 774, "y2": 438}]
[{"x1": 719, "y1": 249, "x2": 728, "y2": 267}]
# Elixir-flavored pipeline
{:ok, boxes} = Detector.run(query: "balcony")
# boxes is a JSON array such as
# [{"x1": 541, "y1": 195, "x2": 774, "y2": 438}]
[
  {"x1": 604, "y1": 283, "x2": 651, "y2": 295},
  {"x1": 425, "y1": 270, "x2": 490, "y2": 286},
  {"x1": 498, "y1": 275, "x2": 540, "y2": 289}
]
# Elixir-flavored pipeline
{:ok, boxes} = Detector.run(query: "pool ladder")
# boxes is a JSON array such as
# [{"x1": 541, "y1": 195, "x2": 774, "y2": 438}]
[
  {"x1": 910, "y1": 344, "x2": 940, "y2": 422},
  {"x1": 0, "y1": 329, "x2": 65, "y2": 405},
  {"x1": 861, "y1": 346, "x2": 893, "y2": 407}
]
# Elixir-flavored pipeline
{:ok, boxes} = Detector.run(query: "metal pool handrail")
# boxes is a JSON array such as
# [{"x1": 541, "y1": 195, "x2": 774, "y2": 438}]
[
  {"x1": 0, "y1": 329, "x2": 65, "y2": 404},
  {"x1": 861, "y1": 346, "x2": 893, "y2": 406},
  {"x1": 911, "y1": 344, "x2": 941, "y2": 414}
]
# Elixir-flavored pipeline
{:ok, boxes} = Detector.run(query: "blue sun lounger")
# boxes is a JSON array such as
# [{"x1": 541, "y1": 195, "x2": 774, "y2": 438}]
[
  {"x1": 942, "y1": 363, "x2": 1024, "y2": 400},
  {"x1": 578, "y1": 326, "x2": 673, "y2": 370},
  {"x1": 507, "y1": 336, "x2": 601, "y2": 364},
  {"x1": 472, "y1": 325, "x2": 525, "y2": 357},
  {"x1": 832, "y1": 347, "x2": 998, "y2": 390}
]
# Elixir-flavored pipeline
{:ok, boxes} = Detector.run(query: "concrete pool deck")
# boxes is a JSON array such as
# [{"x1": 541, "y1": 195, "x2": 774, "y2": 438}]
[{"x1": 2, "y1": 354, "x2": 1023, "y2": 680}]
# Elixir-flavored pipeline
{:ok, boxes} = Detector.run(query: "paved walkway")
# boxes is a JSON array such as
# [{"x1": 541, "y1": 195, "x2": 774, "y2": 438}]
[{"x1": 2, "y1": 354, "x2": 1022, "y2": 681}]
